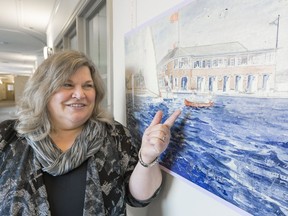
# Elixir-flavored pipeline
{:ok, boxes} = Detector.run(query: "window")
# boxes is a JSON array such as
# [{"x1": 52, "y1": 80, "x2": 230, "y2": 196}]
[
  {"x1": 238, "y1": 56, "x2": 248, "y2": 65},
  {"x1": 55, "y1": 40, "x2": 64, "y2": 52},
  {"x1": 179, "y1": 57, "x2": 188, "y2": 68},
  {"x1": 7, "y1": 84, "x2": 14, "y2": 91},
  {"x1": 81, "y1": 0, "x2": 110, "y2": 111},
  {"x1": 87, "y1": 4, "x2": 107, "y2": 73},
  {"x1": 65, "y1": 24, "x2": 77, "y2": 50},
  {"x1": 68, "y1": 28, "x2": 77, "y2": 50},
  {"x1": 206, "y1": 59, "x2": 211, "y2": 68},
  {"x1": 212, "y1": 59, "x2": 218, "y2": 67},
  {"x1": 202, "y1": 60, "x2": 206, "y2": 68},
  {"x1": 194, "y1": 60, "x2": 201, "y2": 68},
  {"x1": 228, "y1": 57, "x2": 235, "y2": 66}
]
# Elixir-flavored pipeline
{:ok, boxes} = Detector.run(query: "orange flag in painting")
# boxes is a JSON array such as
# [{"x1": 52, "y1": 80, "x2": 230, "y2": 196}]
[{"x1": 170, "y1": 12, "x2": 179, "y2": 23}]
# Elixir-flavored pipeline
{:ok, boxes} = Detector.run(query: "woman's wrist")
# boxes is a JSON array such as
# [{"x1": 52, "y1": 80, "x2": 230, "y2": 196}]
[{"x1": 138, "y1": 149, "x2": 159, "y2": 168}]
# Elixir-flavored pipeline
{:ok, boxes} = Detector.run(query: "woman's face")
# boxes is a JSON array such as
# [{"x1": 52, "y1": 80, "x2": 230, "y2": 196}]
[{"x1": 47, "y1": 66, "x2": 96, "y2": 131}]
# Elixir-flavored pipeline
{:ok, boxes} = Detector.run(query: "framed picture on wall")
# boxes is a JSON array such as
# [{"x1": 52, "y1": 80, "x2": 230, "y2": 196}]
[{"x1": 125, "y1": 0, "x2": 288, "y2": 215}]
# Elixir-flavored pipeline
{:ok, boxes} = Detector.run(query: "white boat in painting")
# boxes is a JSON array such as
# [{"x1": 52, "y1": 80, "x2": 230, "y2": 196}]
[
  {"x1": 141, "y1": 27, "x2": 161, "y2": 99},
  {"x1": 141, "y1": 27, "x2": 175, "y2": 102},
  {"x1": 184, "y1": 93, "x2": 214, "y2": 108}
]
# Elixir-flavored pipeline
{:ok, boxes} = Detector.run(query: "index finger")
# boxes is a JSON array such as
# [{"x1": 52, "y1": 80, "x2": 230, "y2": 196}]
[{"x1": 163, "y1": 109, "x2": 181, "y2": 128}]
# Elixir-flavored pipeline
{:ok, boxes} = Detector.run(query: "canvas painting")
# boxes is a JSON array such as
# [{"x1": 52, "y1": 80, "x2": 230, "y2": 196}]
[{"x1": 125, "y1": 0, "x2": 288, "y2": 215}]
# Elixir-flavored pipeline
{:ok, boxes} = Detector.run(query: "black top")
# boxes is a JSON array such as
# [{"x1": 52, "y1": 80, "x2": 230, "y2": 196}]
[{"x1": 43, "y1": 160, "x2": 88, "y2": 216}]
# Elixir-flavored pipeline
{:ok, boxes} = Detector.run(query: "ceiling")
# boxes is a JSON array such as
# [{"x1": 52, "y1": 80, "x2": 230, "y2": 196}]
[{"x1": 0, "y1": 0, "x2": 57, "y2": 82}]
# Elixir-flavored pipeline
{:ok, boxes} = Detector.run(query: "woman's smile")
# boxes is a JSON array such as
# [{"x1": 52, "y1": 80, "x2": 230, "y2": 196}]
[{"x1": 67, "y1": 103, "x2": 87, "y2": 108}]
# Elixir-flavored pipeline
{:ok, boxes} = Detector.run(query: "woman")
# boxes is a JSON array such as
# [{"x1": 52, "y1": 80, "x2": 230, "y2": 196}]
[{"x1": 0, "y1": 50, "x2": 181, "y2": 216}]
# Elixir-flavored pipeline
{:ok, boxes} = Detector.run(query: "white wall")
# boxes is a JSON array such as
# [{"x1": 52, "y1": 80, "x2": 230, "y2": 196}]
[
  {"x1": 14, "y1": 76, "x2": 30, "y2": 103},
  {"x1": 112, "y1": 0, "x2": 250, "y2": 216},
  {"x1": 0, "y1": 84, "x2": 6, "y2": 100}
]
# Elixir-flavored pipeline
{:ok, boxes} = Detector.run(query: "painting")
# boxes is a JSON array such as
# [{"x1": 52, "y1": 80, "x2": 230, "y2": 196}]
[{"x1": 125, "y1": 0, "x2": 288, "y2": 215}]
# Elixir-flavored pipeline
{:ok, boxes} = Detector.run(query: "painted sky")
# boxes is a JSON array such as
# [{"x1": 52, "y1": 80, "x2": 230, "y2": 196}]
[
  {"x1": 148, "y1": 0, "x2": 288, "y2": 63},
  {"x1": 125, "y1": 0, "x2": 288, "y2": 87}
]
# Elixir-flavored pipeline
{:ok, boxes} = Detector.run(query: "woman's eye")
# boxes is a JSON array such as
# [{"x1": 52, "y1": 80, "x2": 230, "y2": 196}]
[
  {"x1": 63, "y1": 83, "x2": 73, "y2": 87},
  {"x1": 84, "y1": 84, "x2": 94, "y2": 88}
]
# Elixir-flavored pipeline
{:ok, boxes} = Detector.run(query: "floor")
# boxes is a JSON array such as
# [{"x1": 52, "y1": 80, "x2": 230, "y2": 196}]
[{"x1": 0, "y1": 100, "x2": 17, "y2": 123}]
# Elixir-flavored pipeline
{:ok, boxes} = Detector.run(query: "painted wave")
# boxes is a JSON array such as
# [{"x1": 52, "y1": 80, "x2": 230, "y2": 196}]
[{"x1": 126, "y1": 94, "x2": 288, "y2": 216}]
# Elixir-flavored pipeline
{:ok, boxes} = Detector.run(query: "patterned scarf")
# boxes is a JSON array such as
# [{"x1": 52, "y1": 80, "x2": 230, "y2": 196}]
[
  {"x1": 25, "y1": 120, "x2": 109, "y2": 215},
  {"x1": 26, "y1": 120, "x2": 106, "y2": 176}
]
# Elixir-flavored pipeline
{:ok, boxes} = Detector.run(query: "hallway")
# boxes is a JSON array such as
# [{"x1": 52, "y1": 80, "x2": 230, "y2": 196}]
[{"x1": 0, "y1": 100, "x2": 17, "y2": 123}]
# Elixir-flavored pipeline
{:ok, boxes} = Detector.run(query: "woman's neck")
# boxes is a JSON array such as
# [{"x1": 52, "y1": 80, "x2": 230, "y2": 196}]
[{"x1": 49, "y1": 126, "x2": 83, "y2": 152}]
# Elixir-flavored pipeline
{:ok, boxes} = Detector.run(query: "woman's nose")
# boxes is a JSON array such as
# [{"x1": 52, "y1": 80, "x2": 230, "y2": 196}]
[{"x1": 72, "y1": 87, "x2": 85, "y2": 99}]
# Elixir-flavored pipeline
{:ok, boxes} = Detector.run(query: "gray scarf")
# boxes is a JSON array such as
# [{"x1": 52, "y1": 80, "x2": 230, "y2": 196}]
[
  {"x1": 26, "y1": 120, "x2": 108, "y2": 215},
  {"x1": 26, "y1": 120, "x2": 106, "y2": 176}
]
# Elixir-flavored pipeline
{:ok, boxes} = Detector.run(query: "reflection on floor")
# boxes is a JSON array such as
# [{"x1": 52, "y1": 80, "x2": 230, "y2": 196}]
[{"x1": 0, "y1": 100, "x2": 17, "y2": 123}]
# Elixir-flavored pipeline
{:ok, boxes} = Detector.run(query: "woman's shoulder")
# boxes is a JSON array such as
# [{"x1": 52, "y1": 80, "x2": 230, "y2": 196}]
[
  {"x1": 0, "y1": 119, "x2": 17, "y2": 126},
  {"x1": 111, "y1": 121, "x2": 131, "y2": 137},
  {"x1": 0, "y1": 119, "x2": 17, "y2": 134},
  {"x1": 0, "y1": 119, "x2": 18, "y2": 149}
]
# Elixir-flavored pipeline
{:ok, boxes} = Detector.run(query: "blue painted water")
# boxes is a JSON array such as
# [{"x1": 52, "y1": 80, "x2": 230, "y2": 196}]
[{"x1": 126, "y1": 93, "x2": 288, "y2": 216}]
